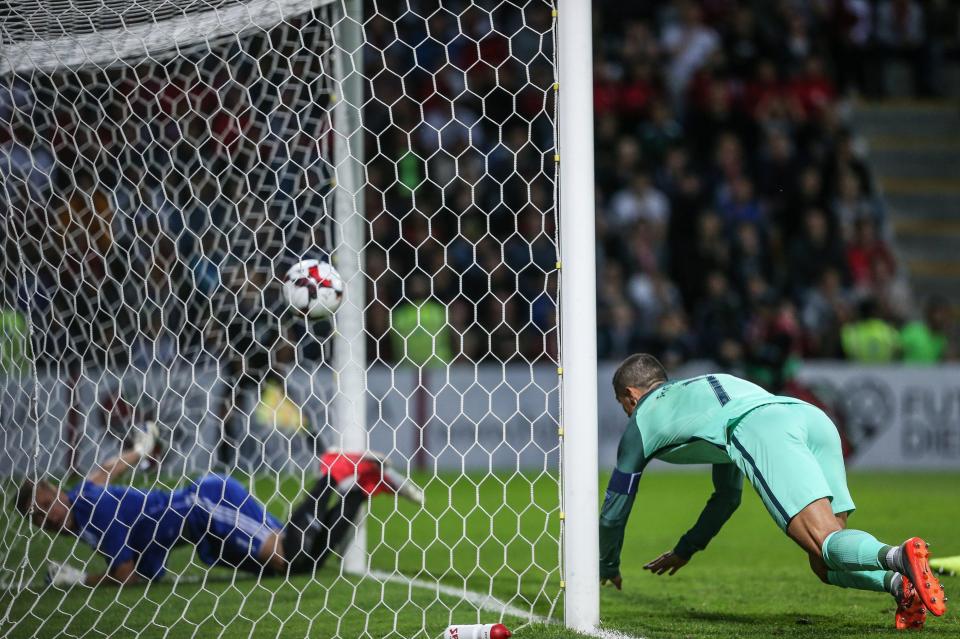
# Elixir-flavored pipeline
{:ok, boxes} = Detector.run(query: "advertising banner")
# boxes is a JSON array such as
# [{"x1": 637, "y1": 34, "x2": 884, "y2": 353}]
[{"x1": 2, "y1": 361, "x2": 957, "y2": 476}]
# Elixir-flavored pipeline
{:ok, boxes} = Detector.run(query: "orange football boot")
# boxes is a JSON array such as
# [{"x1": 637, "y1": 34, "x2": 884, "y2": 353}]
[
  {"x1": 901, "y1": 537, "x2": 947, "y2": 617},
  {"x1": 895, "y1": 575, "x2": 927, "y2": 630}
]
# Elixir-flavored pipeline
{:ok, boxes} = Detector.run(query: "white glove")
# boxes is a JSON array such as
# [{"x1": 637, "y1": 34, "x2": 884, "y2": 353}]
[
  {"x1": 382, "y1": 465, "x2": 425, "y2": 505},
  {"x1": 46, "y1": 561, "x2": 85, "y2": 587},
  {"x1": 132, "y1": 421, "x2": 159, "y2": 457}
]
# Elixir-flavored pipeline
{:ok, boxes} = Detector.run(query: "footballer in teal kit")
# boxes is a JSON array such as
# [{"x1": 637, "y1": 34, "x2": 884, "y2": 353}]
[{"x1": 600, "y1": 353, "x2": 948, "y2": 630}]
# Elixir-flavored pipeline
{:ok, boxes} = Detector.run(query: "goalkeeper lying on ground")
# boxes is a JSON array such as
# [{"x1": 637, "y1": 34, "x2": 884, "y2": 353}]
[
  {"x1": 600, "y1": 353, "x2": 948, "y2": 630},
  {"x1": 16, "y1": 423, "x2": 422, "y2": 586}
]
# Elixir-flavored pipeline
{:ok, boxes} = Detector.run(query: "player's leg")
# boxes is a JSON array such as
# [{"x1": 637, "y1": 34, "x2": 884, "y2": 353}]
[
  {"x1": 788, "y1": 405, "x2": 946, "y2": 617},
  {"x1": 309, "y1": 489, "x2": 367, "y2": 567},
  {"x1": 193, "y1": 474, "x2": 285, "y2": 574},
  {"x1": 282, "y1": 472, "x2": 337, "y2": 573},
  {"x1": 789, "y1": 498, "x2": 890, "y2": 587},
  {"x1": 729, "y1": 405, "x2": 898, "y2": 591},
  {"x1": 289, "y1": 473, "x2": 335, "y2": 530},
  {"x1": 285, "y1": 489, "x2": 367, "y2": 573},
  {"x1": 216, "y1": 357, "x2": 246, "y2": 468},
  {"x1": 257, "y1": 530, "x2": 288, "y2": 573}
]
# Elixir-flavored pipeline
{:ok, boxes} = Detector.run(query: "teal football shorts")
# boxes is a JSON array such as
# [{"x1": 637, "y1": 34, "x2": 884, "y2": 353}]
[{"x1": 726, "y1": 402, "x2": 856, "y2": 531}]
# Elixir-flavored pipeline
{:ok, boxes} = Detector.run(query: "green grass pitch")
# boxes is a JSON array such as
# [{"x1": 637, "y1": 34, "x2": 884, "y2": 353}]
[{"x1": 1, "y1": 471, "x2": 957, "y2": 638}]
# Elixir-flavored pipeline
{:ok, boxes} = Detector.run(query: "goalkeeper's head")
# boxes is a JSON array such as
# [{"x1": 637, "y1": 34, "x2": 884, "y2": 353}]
[{"x1": 16, "y1": 479, "x2": 70, "y2": 532}]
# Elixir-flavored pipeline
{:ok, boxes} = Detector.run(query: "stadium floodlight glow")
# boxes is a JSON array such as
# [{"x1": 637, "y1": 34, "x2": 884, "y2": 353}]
[{"x1": 0, "y1": 0, "x2": 600, "y2": 636}]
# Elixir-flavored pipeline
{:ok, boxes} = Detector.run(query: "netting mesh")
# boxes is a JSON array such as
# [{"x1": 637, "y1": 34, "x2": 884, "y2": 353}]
[{"x1": 0, "y1": 1, "x2": 562, "y2": 637}]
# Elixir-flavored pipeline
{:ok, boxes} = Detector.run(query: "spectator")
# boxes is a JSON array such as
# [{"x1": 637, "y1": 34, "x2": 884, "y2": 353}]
[
  {"x1": 744, "y1": 294, "x2": 802, "y2": 390},
  {"x1": 779, "y1": 166, "x2": 826, "y2": 241},
  {"x1": 691, "y1": 211, "x2": 731, "y2": 286},
  {"x1": 833, "y1": 170, "x2": 877, "y2": 236},
  {"x1": 901, "y1": 296, "x2": 954, "y2": 364},
  {"x1": 645, "y1": 309, "x2": 695, "y2": 370},
  {"x1": 0, "y1": 306, "x2": 28, "y2": 375},
  {"x1": 846, "y1": 217, "x2": 896, "y2": 289},
  {"x1": 717, "y1": 176, "x2": 764, "y2": 232},
  {"x1": 598, "y1": 301, "x2": 643, "y2": 359},
  {"x1": 694, "y1": 270, "x2": 744, "y2": 361},
  {"x1": 801, "y1": 268, "x2": 852, "y2": 358},
  {"x1": 608, "y1": 172, "x2": 670, "y2": 233},
  {"x1": 730, "y1": 221, "x2": 773, "y2": 295},
  {"x1": 829, "y1": 0, "x2": 872, "y2": 96},
  {"x1": 627, "y1": 270, "x2": 682, "y2": 338},
  {"x1": 756, "y1": 128, "x2": 799, "y2": 219},
  {"x1": 841, "y1": 298, "x2": 901, "y2": 363},
  {"x1": 390, "y1": 275, "x2": 452, "y2": 368},
  {"x1": 660, "y1": 1, "x2": 720, "y2": 105},
  {"x1": 788, "y1": 208, "x2": 847, "y2": 295},
  {"x1": 874, "y1": 0, "x2": 935, "y2": 97},
  {"x1": 743, "y1": 59, "x2": 787, "y2": 119},
  {"x1": 723, "y1": 5, "x2": 765, "y2": 78},
  {"x1": 13, "y1": 0, "x2": 910, "y2": 378},
  {"x1": 824, "y1": 129, "x2": 874, "y2": 199},
  {"x1": 870, "y1": 257, "x2": 912, "y2": 323},
  {"x1": 788, "y1": 56, "x2": 836, "y2": 119},
  {"x1": 639, "y1": 101, "x2": 683, "y2": 164}
]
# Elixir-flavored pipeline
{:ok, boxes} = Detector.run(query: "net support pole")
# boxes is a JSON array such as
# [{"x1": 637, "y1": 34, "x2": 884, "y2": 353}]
[
  {"x1": 332, "y1": 0, "x2": 368, "y2": 575},
  {"x1": 557, "y1": 0, "x2": 600, "y2": 631}
]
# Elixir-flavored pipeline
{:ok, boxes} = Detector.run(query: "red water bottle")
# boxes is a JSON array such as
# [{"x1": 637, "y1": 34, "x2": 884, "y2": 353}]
[{"x1": 443, "y1": 623, "x2": 512, "y2": 639}]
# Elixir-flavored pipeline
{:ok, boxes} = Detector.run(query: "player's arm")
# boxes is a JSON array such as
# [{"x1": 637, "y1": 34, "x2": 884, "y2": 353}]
[
  {"x1": 644, "y1": 463, "x2": 743, "y2": 576},
  {"x1": 673, "y1": 463, "x2": 743, "y2": 559},
  {"x1": 85, "y1": 449, "x2": 143, "y2": 486},
  {"x1": 599, "y1": 423, "x2": 646, "y2": 589},
  {"x1": 86, "y1": 422, "x2": 158, "y2": 486},
  {"x1": 83, "y1": 560, "x2": 141, "y2": 587},
  {"x1": 47, "y1": 559, "x2": 141, "y2": 588}
]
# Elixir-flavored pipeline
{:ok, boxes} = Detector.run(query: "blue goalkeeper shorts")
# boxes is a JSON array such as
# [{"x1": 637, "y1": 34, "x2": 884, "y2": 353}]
[{"x1": 185, "y1": 475, "x2": 283, "y2": 571}]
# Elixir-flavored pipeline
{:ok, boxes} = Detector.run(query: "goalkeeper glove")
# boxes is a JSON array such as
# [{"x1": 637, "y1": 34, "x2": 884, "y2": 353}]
[
  {"x1": 46, "y1": 561, "x2": 85, "y2": 587},
  {"x1": 131, "y1": 421, "x2": 160, "y2": 458}
]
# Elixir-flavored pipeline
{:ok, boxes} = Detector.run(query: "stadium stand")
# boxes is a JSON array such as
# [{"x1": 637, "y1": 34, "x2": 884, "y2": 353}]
[{"x1": 1, "y1": 0, "x2": 956, "y2": 383}]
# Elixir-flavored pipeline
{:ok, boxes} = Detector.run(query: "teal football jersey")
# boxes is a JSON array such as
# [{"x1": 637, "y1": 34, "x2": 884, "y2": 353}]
[
  {"x1": 631, "y1": 373, "x2": 805, "y2": 466},
  {"x1": 598, "y1": 373, "x2": 808, "y2": 578}
]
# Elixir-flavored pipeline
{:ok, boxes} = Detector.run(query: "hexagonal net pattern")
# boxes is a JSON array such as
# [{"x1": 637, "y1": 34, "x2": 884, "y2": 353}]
[{"x1": 0, "y1": 1, "x2": 562, "y2": 637}]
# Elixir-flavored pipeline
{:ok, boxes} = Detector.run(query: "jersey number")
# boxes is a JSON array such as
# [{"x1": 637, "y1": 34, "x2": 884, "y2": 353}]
[{"x1": 683, "y1": 375, "x2": 730, "y2": 406}]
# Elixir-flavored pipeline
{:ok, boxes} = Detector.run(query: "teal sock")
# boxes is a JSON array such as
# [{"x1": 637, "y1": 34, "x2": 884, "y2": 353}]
[
  {"x1": 821, "y1": 529, "x2": 893, "y2": 571},
  {"x1": 827, "y1": 570, "x2": 897, "y2": 596}
]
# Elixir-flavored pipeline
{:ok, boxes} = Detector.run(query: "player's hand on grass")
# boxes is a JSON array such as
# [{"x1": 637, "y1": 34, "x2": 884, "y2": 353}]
[
  {"x1": 643, "y1": 551, "x2": 688, "y2": 576},
  {"x1": 46, "y1": 560, "x2": 85, "y2": 587},
  {"x1": 600, "y1": 574, "x2": 622, "y2": 590}
]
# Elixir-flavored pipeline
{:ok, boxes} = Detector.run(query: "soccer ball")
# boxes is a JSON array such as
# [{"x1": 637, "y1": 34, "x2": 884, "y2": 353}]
[{"x1": 283, "y1": 259, "x2": 344, "y2": 319}]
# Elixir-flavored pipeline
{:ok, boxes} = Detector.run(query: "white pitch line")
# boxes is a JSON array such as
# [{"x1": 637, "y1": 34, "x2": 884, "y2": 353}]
[
  {"x1": 4, "y1": 568, "x2": 643, "y2": 639},
  {"x1": 368, "y1": 569, "x2": 644, "y2": 639}
]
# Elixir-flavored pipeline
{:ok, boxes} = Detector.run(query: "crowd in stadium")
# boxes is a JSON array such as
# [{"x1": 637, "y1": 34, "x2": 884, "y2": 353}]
[
  {"x1": 620, "y1": 0, "x2": 953, "y2": 370},
  {"x1": 363, "y1": 0, "x2": 957, "y2": 371},
  {"x1": 1, "y1": 0, "x2": 957, "y2": 378},
  {"x1": 587, "y1": 0, "x2": 959, "y2": 375}
]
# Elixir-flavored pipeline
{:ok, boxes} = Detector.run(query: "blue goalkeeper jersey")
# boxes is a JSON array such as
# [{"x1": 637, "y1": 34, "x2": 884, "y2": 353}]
[{"x1": 68, "y1": 481, "x2": 195, "y2": 580}]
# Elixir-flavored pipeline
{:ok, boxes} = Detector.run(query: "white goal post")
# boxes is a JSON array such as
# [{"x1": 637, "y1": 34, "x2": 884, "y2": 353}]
[
  {"x1": 0, "y1": 0, "x2": 601, "y2": 635},
  {"x1": 556, "y1": 0, "x2": 600, "y2": 631}
]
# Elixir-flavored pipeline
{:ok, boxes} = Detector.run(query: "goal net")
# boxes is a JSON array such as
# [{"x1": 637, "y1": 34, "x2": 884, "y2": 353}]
[{"x1": 0, "y1": 0, "x2": 564, "y2": 637}]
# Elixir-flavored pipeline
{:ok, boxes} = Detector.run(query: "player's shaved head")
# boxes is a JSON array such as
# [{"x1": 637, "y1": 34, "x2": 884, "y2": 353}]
[{"x1": 613, "y1": 353, "x2": 667, "y2": 398}]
